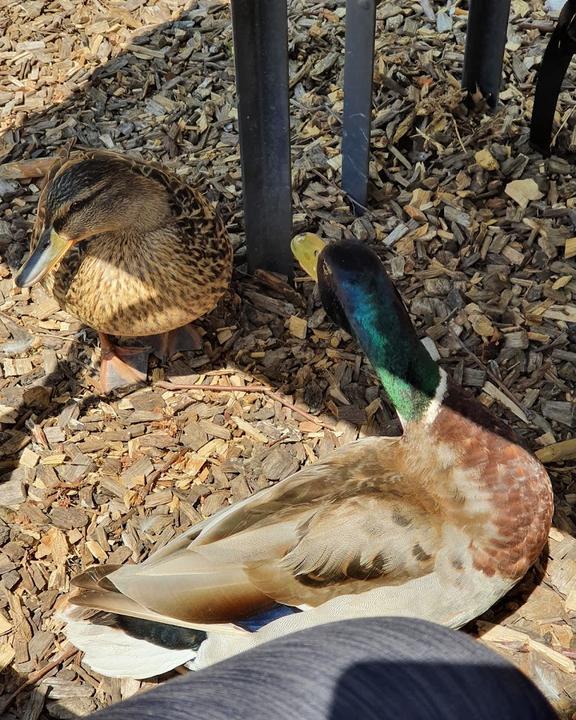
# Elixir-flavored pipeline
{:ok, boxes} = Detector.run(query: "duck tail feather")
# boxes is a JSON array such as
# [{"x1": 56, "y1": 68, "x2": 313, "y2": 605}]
[
  {"x1": 69, "y1": 584, "x2": 246, "y2": 635},
  {"x1": 58, "y1": 605, "x2": 200, "y2": 679},
  {"x1": 71, "y1": 565, "x2": 122, "y2": 591}
]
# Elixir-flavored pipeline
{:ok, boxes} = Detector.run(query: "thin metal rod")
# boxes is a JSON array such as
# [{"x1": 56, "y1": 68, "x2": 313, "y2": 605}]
[
  {"x1": 342, "y1": 0, "x2": 376, "y2": 215},
  {"x1": 462, "y1": 0, "x2": 512, "y2": 106},
  {"x1": 231, "y1": 0, "x2": 293, "y2": 276}
]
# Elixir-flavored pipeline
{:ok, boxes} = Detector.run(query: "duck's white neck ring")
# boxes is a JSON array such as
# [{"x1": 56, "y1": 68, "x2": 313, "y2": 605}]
[{"x1": 420, "y1": 367, "x2": 448, "y2": 426}]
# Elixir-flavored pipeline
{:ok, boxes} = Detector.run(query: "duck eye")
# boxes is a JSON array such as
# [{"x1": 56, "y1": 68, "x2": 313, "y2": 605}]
[{"x1": 69, "y1": 200, "x2": 83, "y2": 213}]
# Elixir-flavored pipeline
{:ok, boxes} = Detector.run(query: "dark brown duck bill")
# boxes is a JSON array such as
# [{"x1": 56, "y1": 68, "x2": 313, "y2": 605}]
[{"x1": 15, "y1": 227, "x2": 73, "y2": 288}]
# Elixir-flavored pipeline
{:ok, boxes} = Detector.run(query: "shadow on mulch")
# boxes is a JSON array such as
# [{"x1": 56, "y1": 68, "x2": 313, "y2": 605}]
[{"x1": 0, "y1": 664, "x2": 78, "y2": 719}]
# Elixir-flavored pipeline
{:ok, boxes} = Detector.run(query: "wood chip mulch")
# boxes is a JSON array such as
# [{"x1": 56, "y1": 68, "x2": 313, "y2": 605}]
[{"x1": 0, "y1": 0, "x2": 575, "y2": 717}]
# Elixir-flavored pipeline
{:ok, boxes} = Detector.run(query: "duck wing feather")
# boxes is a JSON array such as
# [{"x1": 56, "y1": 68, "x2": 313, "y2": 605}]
[{"x1": 71, "y1": 436, "x2": 443, "y2": 626}]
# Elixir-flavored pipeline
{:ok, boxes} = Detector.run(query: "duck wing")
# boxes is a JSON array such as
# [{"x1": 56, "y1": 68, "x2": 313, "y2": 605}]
[{"x1": 71, "y1": 436, "x2": 442, "y2": 626}]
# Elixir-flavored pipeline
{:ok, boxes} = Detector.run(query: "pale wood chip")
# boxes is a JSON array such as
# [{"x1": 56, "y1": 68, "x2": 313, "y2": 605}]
[
  {"x1": 482, "y1": 382, "x2": 529, "y2": 423},
  {"x1": 478, "y1": 622, "x2": 575, "y2": 673}
]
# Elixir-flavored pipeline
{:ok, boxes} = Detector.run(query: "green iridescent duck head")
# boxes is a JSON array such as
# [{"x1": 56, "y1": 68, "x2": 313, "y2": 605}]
[{"x1": 292, "y1": 235, "x2": 441, "y2": 425}]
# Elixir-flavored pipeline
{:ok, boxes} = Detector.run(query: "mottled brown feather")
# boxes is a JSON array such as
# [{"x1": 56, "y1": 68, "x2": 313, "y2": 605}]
[
  {"x1": 31, "y1": 149, "x2": 232, "y2": 337},
  {"x1": 419, "y1": 383, "x2": 553, "y2": 579}
]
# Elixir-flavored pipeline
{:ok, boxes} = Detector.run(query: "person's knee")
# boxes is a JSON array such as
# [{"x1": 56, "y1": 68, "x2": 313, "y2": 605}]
[{"x1": 89, "y1": 619, "x2": 556, "y2": 720}]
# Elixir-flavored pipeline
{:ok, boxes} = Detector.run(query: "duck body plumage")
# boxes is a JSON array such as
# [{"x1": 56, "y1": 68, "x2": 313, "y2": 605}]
[{"x1": 29, "y1": 149, "x2": 231, "y2": 337}]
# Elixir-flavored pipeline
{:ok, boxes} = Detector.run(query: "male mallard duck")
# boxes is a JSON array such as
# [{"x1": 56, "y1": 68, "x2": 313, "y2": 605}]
[
  {"x1": 61, "y1": 238, "x2": 552, "y2": 679},
  {"x1": 14, "y1": 149, "x2": 232, "y2": 391}
]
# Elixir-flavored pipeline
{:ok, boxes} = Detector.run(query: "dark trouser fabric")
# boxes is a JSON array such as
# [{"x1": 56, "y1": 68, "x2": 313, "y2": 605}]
[{"x1": 91, "y1": 617, "x2": 557, "y2": 720}]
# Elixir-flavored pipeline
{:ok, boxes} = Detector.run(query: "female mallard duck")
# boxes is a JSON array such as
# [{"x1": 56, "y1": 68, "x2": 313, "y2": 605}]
[
  {"x1": 15, "y1": 149, "x2": 232, "y2": 391},
  {"x1": 61, "y1": 238, "x2": 552, "y2": 679}
]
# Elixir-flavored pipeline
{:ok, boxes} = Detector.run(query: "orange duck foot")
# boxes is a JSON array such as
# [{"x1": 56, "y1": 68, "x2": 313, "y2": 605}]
[
  {"x1": 98, "y1": 334, "x2": 149, "y2": 393},
  {"x1": 144, "y1": 323, "x2": 203, "y2": 361}
]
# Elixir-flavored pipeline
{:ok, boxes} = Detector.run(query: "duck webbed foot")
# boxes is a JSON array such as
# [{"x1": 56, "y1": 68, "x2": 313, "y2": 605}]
[
  {"x1": 145, "y1": 323, "x2": 203, "y2": 361},
  {"x1": 98, "y1": 333, "x2": 149, "y2": 393}
]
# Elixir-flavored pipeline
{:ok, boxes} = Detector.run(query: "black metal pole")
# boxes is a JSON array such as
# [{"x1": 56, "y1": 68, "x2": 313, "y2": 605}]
[
  {"x1": 530, "y1": 0, "x2": 576, "y2": 156},
  {"x1": 462, "y1": 0, "x2": 512, "y2": 106},
  {"x1": 230, "y1": 0, "x2": 293, "y2": 276},
  {"x1": 342, "y1": 0, "x2": 376, "y2": 215}
]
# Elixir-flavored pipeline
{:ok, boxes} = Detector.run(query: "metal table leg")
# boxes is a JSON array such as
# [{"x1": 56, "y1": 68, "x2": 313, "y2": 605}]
[
  {"x1": 342, "y1": 0, "x2": 377, "y2": 214},
  {"x1": 462, "y1": 0, "x2": 512, "y2": 106},
  {"x1": 231, "y1": 0, "x2": 293, "y2": 276},
  {"x1": 530, "y1": 0, "x2": 576, "y2": 156}
]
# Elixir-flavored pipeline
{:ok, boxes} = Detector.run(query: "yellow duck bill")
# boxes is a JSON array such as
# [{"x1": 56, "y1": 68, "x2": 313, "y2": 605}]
[
  {"x1": 290, "y1": 232, "x2": 326, "y2": 282},
  {"x1": 15, "y1": 228, "x2": 73, "y2": 288}
]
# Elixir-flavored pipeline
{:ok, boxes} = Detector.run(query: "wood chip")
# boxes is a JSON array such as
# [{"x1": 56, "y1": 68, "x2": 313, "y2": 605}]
[
  {"x1": 542, "y1": 305, "x2": 576, "y2": 323},
  {"x1": 0, "y1": 479, "x2": 26, "y2": 508},
  {"x1": 0, "y1": 614, "x2": 12, "y2": 636},
  {"x1": 475, "y1": 148, "x2": 499, "y2": 171},
  {"x1": 541, "y1": 401, "x2": 575, "y2": 427},
  {"x1": 0, "y1": 643, "x2": 15, "y2": 672},
  {"x1": 565, "y1": 237, "x2": 576, "y2": 259},
  {"x1": 482, "y1": 382, "x2": 529, "y2": 423},
  {"x1": 231, "y1": 416, "x2": 269, "y2": 444},
  {"x1": 478, "y1": 622, "x2": 575, "y2": 673},
  {"x1": 536, "y1": 438, "x2": 576, "y2": 463},
  {"x1": 505, "y1": 179, "x2": 544, "y2": 208},
  {"x1": 289, "y1": 315, "x2": 308, "y2": 339}
]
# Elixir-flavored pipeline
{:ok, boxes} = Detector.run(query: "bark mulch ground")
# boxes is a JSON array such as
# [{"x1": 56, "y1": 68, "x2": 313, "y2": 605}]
[{"x1": 0, "y1": 0, "x2": 575, "y2": 717}]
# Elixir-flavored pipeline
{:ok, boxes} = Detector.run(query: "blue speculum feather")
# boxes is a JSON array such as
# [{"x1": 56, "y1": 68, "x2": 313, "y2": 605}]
[{"x1": 236, "y1": 604, "x2": 300, "y2": 633}]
